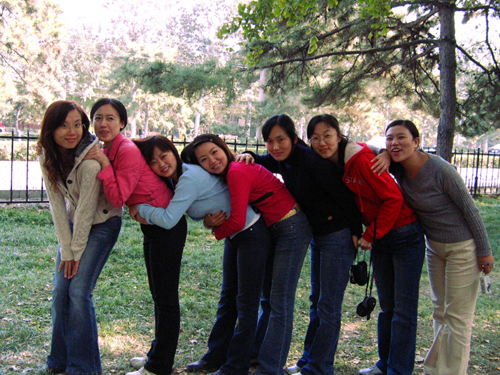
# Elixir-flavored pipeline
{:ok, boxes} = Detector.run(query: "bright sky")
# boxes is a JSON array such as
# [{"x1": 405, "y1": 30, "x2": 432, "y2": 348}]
[
  {"x1": 55, "y1": 0, "x2": 110, "y2": 26},
  {"x1": 54, "y1": 0, "x2": 205, "y2": 29},
  {"x1": 54, "y1": 0, "x2": 498, "y2": 65}
]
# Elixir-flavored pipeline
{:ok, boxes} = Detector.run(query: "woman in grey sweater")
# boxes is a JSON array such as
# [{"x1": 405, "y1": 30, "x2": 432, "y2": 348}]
[{"x1": 385, "y1": 120, "x2": 494, "y2": 375}]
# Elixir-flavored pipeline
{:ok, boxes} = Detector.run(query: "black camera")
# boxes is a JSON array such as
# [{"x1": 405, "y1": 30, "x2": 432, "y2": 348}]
[
  {"x1": 350, "y1": 261, "x2": 368, "y2": 286},
  {"x1": 356, "y1": 296, "x2": 377, "y2": 320}
]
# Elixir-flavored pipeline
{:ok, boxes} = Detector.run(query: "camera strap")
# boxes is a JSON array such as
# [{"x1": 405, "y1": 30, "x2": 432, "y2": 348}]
[{"x1": 364, "y1": 218, "x2": 376, "y2": 298}]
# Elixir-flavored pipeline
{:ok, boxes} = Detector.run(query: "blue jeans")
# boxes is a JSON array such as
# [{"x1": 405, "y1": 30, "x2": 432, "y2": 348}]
[
  {"x1": 47, "y1": 216, "x2": 122, "y2": 375},
  {"x1": 297, "y1": 227, "x2": 355, "y2": 375},
  {"x1": 141, "y1": 217, "x2": 187, "y2": 375},
  {"x1": 203, "y1": 216, "x2": 272, "y2": 375},
  {"x1": 372, "y1": 220, "x2": 425, "y2": 375},
  {"x1": 253, "y1": 248, "x2": 274, "y2": 359},
  {"x1": 256, "y1": 211, "x2": 312, "y2": 375}
]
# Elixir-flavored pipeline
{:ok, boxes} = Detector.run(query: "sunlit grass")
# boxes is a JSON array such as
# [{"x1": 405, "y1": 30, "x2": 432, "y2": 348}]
[{"x1": 1, "y1": 200, "x2": 499, "y2": 374}]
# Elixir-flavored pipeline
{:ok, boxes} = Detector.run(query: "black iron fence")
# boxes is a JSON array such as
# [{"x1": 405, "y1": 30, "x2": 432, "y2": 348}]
[
  {"x1": 1, "y1": 132, "x2": 499, "y2": 204},
  {"x1": 0, "y1": 132, "x2": 269, "y2": 204}
]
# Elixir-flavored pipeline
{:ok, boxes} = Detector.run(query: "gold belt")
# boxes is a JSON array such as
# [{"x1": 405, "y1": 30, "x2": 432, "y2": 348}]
[{"x1": 277, "y1": 205, "x2": 301, "y2": 223}]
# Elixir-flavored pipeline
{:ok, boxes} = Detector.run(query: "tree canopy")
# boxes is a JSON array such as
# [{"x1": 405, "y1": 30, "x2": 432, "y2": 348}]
[
  {"x1": 218, "y1": 0, "x2": 500, "y2": 159},
  {"x1": 1, "y1": 0, "x2": 499, "y2": 151}
]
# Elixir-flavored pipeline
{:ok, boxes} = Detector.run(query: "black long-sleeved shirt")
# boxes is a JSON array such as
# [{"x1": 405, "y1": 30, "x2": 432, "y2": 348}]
[{"x1": 247, "y1": 144, "x2": 362, "y2": 237}]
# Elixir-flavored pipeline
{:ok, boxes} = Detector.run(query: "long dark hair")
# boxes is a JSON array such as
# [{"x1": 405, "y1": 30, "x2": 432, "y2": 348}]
[
  {"x1": 133, "y1": 135, "x2": 183, "y2": 182},
  {"x1": 90, "y1": 98, "x2": 128, "y2": 128},
  {"x1": 385, "y1": 120, "x2": 420, "y2": 139},
  {"x1": 262, "y1": 114, "x2": 307, "y2": 147},
  {"x1": 181, "y1": 134, "x2": 235, "y2": 176},
  {"x1": 39, "y1": 100, "x2": 90, "y2": 190}
]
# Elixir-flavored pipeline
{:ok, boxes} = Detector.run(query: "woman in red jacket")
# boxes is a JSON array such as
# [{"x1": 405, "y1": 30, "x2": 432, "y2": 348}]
[{"x1": 306, "y1": 114, "x2": 425, "y2": 375}]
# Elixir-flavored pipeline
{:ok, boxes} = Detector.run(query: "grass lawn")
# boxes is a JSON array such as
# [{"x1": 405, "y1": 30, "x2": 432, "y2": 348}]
[{"x1": 1, "y1": 198, "x2": 499, "y2": 374}]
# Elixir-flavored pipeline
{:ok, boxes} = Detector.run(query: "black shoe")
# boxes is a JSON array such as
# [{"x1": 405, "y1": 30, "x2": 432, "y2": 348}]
[
  {"x1": 41, "y1": 364, "x2": 65, "y2": 374},
  {"x1": 249, "y1": 357, "x2": 260, "y2": 368},
  {"x1": 187, "y1": 359, "x2": 220, "y2": 373}
]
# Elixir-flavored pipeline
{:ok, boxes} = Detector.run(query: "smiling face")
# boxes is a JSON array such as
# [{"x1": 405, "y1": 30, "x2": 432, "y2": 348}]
[
  {"x1": 92, "y1": 104, "x2": 125, "y2": 148},
  {"x1": 53, "y1": 109, "x2": 84, "y2": 151},
  {"x1": 265, "y1": 124, "x2": 295, "y2": 161},
  {"x1": 310, "y1": 122, "x2": 341, "y2": 162},
  {"x1": 385, "y1": 125, "x2": 420, "y2": 163},
  {"x1": 149, "y1": 146, "x2": 178, "y2": 180},
  {"x1": 194, "y1": 142, "x2": 229, "y2": 175}
]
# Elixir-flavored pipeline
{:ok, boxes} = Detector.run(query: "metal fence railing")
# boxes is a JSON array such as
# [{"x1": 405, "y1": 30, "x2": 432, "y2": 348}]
[
  {"x1": 0, "y1": 132, "x2": 268, "y2": 204},
  {"x1": 451, "y1": 149, "x2": 500, "y2": 196},
  {"x1": 1, "y1": 132, "x2": 499, "y2": 204}
]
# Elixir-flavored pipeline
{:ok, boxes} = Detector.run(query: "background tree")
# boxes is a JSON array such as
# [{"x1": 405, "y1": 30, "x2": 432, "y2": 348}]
[
  {"x1": 218, "y1": 0, "x2": 500, "y2": 160},
  {"x1": 0, "y1": 0, "x2": 66, "y2": 131}
]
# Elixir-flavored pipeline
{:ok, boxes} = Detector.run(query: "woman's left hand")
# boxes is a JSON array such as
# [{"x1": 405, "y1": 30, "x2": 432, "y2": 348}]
[
  {"x1": 371, "y1": 149, "x2": 391, "y2": 175},
  {"x1": 204, "y1": 211, "x2": 227, "y2": 228},
  {"x1": 478, "y1": 255, "x2": 494, "y2": 274},
  {"x1": 358, "y1": 237, "x2": 372, "y2": 251},
  {"x1": 129, "y1": 204, "x2": 149, "y2": 224}
]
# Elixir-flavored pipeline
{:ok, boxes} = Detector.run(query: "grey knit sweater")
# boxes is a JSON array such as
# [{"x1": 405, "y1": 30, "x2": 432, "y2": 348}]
[{"x1": 392, "y1": 153, "x2": 491, "y2": 257}]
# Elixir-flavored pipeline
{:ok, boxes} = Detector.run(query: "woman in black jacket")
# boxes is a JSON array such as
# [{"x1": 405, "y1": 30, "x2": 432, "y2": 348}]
[{"x1": 240, "y1": 114, "x2": 362, "y2": 375}]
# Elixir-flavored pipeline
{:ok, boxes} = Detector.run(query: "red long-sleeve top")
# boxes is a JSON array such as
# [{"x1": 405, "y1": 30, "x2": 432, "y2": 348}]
[
  {"x1": 97, "y1": 133, "x2": 172, "y2": 208},
  {"x1": 212, "y1": 162, "x2": 296, "y2": 240},
  {"x1": 343, "y1": 142, "x2": 416, "y2": 242}
]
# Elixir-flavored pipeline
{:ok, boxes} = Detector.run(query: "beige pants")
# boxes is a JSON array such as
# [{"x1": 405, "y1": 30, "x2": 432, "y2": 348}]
[{"x1": 424, "y1": 238, "x2": 480, "y2": 375}]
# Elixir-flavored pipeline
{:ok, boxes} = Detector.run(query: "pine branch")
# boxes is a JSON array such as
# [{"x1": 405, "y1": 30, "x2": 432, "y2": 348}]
[{"x1": 256, "y1": 39, "x2": 440, "y2": 70}]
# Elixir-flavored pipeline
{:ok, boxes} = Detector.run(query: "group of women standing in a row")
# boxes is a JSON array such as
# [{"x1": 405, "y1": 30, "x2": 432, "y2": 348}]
[{"x1": 39, "y1": 98, "x2": 493, "y2": 375}]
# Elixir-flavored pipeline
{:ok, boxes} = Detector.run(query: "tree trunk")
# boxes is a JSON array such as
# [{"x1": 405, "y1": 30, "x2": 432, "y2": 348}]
[
  {"x1": 246, "y1": 90, "x2": 252, "y2": 137},
  {"x1": 144, "y1": 101, "x2": 149, "y2": 137},
  {"x1": 15, "y1": 106, "x2": 21, "y2": 136},
  {"x1": 437, "y1": 1, "x2": 457, "y2": 162},
  {"x1": 255, "y1": 69, "x2": 266, "y2": 140},
  {"x1": 194, "y1": 95, "x2": 204, "y2": 137},
  {"x1": 130, "y1": 83, "x2": 137, "y2": 138}
]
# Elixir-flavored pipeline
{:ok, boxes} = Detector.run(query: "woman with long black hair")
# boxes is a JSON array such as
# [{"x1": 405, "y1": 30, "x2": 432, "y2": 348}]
[{"x1": 39, "y1": 100, "x2": 122, "y2": 375}]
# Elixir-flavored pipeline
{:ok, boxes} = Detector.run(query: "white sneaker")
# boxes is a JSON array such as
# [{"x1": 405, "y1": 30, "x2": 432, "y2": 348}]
[
  {"x1": 126, "y1": 367, "x2": 155, "y2": 375},
  {"x1": 285, "y1": 365, "x2": 302, "y2": 375},
  {"x1": 359, "y1": 365, "x2": 384, "y2": 375},
  {"x1": 130, "y1": 357, "x2": 148, "y2": 370}
]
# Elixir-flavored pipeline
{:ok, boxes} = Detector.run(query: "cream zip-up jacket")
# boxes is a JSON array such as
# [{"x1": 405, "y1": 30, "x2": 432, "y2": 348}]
[{"x1": 40, "y1": 133, "x2": 122, "y2": 261}]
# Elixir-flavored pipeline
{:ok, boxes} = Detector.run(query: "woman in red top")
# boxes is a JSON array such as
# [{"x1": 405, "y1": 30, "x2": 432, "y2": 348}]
[
  {"x1": 85, "y1": 99, "x2": 187, "y2": 375},
  {"x1": 306, "y1": 114, "x2": 425, "y2": 375},
  {"x1": 182, "y1": 134, "x2": 312, "y2": 375}
]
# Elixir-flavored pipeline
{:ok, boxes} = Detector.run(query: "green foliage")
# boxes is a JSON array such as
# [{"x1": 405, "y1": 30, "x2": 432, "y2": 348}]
[
  {"x1": 0, "y1": 0, "x2": 66, "y2": 108},
  {"x1": 0, "y1": 140, "x2": 39, "y2": 161},
  {"x1": 217, "y1": 0, "x2": 500, "y2": 143},
  {"x1": 458, "y1": 69, "x2": 500, "y2": 136}
]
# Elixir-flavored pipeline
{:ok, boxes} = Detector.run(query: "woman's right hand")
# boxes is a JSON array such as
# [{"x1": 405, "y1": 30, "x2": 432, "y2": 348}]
[
  {"x1": 58, "y1": 259, "x2": 80, "y2": 279},
  {"x1": 235, "y1": 153, "x2": 255, "y2": 165},
  {"x1": 371, "y1": 149, "x2": 391, "y2": 175},
  {"x1": 84, "y1": 144, "x2": 110, "y2": 168},
  {"x1": 204, "y1": 211, "x2": 227, "y2": 228}
]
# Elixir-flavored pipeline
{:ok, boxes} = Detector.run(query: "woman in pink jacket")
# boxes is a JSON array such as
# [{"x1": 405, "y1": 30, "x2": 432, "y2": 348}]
[{"x1": 86, "y1": 98, "x2": 187, "y2": 375}]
